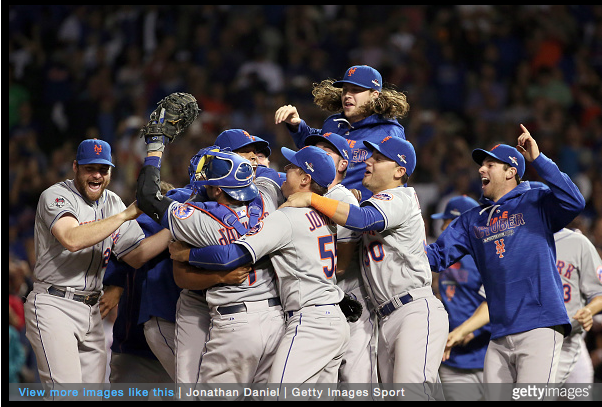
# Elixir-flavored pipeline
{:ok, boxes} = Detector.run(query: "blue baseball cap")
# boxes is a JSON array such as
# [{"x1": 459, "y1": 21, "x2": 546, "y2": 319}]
[
  {"x1": 215, "y1": 129, "x2": 269, "y2": 153},
  {"x1": 304, "y1": 132, "x2": 351, "y2": 161},
  {"x1": 363, "y1": 137, "x2": 416, "y2": 176},
  {"x1": 472, "y1": 144, "x2": 525, "y2": 178},
  {"x1": 333, "y1": 65, "x2": 382, "y2": 92},
  {"x1": 281, "y1": 146, "x2": 336, "y2": 188},
  {"x1": 76, "y1": 139, "x2": 114, "y2": 167},
  {"x1": 431, "y1": 195, "x2": 479, "y2": 219}
]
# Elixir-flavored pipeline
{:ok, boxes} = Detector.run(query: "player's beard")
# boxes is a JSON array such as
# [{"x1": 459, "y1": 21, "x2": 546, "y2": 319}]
[{"x1": 74, "y1": 172, "x2": 110, "y2": 202}]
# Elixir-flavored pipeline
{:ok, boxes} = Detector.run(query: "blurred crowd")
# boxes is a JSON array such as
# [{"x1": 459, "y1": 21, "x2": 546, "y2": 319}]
[{"x1": 8, "y1": 5, "x2": 602, "y2": 383}]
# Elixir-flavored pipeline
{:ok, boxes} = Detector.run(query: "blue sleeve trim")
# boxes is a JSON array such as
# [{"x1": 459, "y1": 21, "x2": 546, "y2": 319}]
[
  {"x1": 188, "y1": 243, "x2": 252, "y2": 270},
  {"x1": 344, "y1": 203, "x2": 386, "y2": 231}
]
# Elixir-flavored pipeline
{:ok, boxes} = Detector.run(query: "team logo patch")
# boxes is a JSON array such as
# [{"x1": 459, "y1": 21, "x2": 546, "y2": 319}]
[
  {"x1": 245, "y1": 221, "x2": 264, "y2": 236},
  {"x1": 50, "y1": 197, "x2": 66, "y2": 208},
  {"x1": 372, "y1": 192, "x2": 393, "y2": 201},
  {"x1": 173, "y1": 203, "x2": 194, "y2": 220},
  {"x1": 597, "y1": 266, "x2": 602, "y2": 283}
]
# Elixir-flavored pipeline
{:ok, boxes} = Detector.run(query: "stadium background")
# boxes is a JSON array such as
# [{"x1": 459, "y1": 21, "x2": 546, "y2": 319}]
[{"x1": 8, "y1": 5, "x2": 602, "y2": 383}]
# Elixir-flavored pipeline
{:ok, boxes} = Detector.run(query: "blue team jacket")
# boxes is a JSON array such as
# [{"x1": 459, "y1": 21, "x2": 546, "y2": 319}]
[
  {"x1": 289, "y1": 113, "x2": 406, "y2": 201},
  {"x1": 428, "y1": 154, "x2": 585, "y2": 340}
]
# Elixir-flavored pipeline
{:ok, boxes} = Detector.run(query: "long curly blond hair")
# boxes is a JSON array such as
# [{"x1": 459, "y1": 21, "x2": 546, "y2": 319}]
[{"x1": 311, "y1": 79, "x2": 410, "y2": 120}]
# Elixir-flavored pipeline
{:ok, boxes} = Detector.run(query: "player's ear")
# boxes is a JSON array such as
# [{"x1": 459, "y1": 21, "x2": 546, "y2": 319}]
[
  {"x1": 301, "y1": 172, "x2": 312, "y2": 187},
  {"x1": 338, "y1": 159, "x2": 349, "y2": 173},
  {"x1": 394, "y1": 165, "x2": 406, "y2": 180}
]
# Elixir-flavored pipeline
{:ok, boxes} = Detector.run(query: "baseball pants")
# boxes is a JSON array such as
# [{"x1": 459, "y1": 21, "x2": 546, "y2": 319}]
[
  {"x1": 438, "y1": 364, "x2": 485, "y2": 401},
  {"x1": 338, "y1": 286, "x2": 378, "y2": 385},
  {"x1": 144, "y1": 316, "x2": 177, "y2": 382},
  {"x1": 269, "y1": 304, "x2": 350, "y2": 392},
  {"x1": 174, "y1": 290, "x2": 210, "y2": 387},
  {"x1": 24, "y1": 282, "x2": 106, "y2": 386},
  {"x1": 197, "y1": 300, "x2": 285, "y2": 389},
  {"x1": 483, "y1": 326, "x2": 564, "y2": 386}
]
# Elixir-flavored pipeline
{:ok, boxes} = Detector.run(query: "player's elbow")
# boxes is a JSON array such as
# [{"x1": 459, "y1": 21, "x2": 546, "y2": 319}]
[{"x1": 61, "y1": 239, "x2": 87, "y2": 253}]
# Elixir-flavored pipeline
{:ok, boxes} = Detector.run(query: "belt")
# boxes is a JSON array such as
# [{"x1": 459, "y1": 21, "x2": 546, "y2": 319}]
[
  {"x1": 377, "y1": 293, "x2": 413, "y2": 318},
  {"x1": 286, "y1": 303, "x2": 336, "y2": 318},
  {"x1": 217, "y1": 298, "x2": 281, "y2": 315},
  {"x1": 47, "y1": 286, "x2": 101, "y2": 306}
]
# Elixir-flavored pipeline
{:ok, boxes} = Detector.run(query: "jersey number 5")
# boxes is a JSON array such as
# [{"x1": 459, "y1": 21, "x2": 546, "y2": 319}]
[{"x1": 318, "y1": 235, "x2": 337, "y2": 279}]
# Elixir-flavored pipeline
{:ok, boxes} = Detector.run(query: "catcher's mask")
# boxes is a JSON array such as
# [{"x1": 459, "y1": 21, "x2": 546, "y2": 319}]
[{"x1": 189, "y1": 146, "x2": 259, "y2": 202}]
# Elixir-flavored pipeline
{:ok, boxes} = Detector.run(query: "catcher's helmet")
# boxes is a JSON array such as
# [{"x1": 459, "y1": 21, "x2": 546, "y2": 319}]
[{"x1": 189, "y1": 146, "x2": 259, "y2": 202}]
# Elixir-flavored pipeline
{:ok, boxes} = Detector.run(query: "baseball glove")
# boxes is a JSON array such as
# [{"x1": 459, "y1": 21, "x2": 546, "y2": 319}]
[
  {"x1": 339, "y1": 294, "x2": 363, "y2": 323},
  {"x1": 140, "y1": 92, "x2": 201, "y2": 152}
]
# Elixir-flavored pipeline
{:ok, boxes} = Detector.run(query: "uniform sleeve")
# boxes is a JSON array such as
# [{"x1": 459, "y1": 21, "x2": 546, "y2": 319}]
[
  {"x1": 343, "y1": 203, "x2": 386, "y2": 232},
  {"x1": 427, "y1": 217, "x2": 473, "y2": 273},
  {"x1": 531, "y1": 153, "x2": 586, "y2": 232},
  {"x1": 39, "y1": 187, "x2": 80, "y2": 231},
  {"x1": 188, "y1": 244, "x2": 252, "y2": 270},
  {"x1": 577, "y1": 234, "x2": 602, "y2": 302},
  {"x1": 288, "y1": 119, "x2": 323, "y2": 149}
]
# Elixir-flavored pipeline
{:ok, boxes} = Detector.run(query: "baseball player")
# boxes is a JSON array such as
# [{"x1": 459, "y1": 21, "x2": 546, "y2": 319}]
[
  {"x1": 427, "y1": 124, "x2": 586, "y2": 389},
  {"x1": 214, "y1": 128, "x2": 283, "y2": 188},
  {"x1": 170, "y1": 146, "x2": 350, "y2": 394},
  {"x1": 275, "y1": 64, "x2": 409, "y2": 201},
  {"x1": 101, "y1": 182, "x2": 192, "y2": 386},
  {"x1": 23, "y1": 138, "x2": 173, "y2": 389},
  {"x1": 441, "y1": 224, "x2": 602, "y2": 393},
  {"x1": 282, "y1": 137, "x2": 448, "y2": 399},
  {"x1": 136, "y1": 141, "x2": 285, "y2": 391},
  {"x1": 554, "y1": 226, "x2": 602, "y2": 384},
  {"x1": 302, "y1": 132, "x2": 378, "y2": 386},
  {"x1": 430, "y1": 195, "x2": 490, "y2": 401},
  {"x1": 103, "y1": 255, "x2": 173, "y2": 387}
]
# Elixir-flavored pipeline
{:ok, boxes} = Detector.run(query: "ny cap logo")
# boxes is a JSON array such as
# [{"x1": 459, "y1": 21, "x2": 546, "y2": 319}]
[
  {"x1": 94, "y1": 144, "x2": 102, "y2": 155},
  {"x1": 347, "y1": 67, "x2": 357, "y2": 76},
  {"x1": 243, "y1": 130, "x2": 255, "y2": 141}
]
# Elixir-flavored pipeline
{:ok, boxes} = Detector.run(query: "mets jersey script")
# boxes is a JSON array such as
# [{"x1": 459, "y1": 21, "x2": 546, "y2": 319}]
[
  {"x1": 325, "y1": 183, "x2": 362, "y2": 293},
  {"x1": 165, "y1": 182, "x2": 281, "y2": 307},
  {"x1": 555, "y1": 228, "x2": 602, "y2": 335},
  {"x1": 33, "y1": 179, "x2": 145, "y2": 291},
  {"x1": 360, "y1": 186, "x2": 432, "y2": 308},
  {"x1": 235, "y1": 206, "x2": 345, "y2": 311}
]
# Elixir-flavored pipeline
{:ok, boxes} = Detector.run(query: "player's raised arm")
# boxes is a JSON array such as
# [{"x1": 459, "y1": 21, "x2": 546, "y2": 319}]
[{"x1": 52, "y1": 200, "x2": 142, "y2": 252}]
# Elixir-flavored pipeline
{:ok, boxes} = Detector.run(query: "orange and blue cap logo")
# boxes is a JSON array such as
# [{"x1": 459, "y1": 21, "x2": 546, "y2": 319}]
[{"x1": 94, "y1": 144, "x2": 102, "y2": 155}]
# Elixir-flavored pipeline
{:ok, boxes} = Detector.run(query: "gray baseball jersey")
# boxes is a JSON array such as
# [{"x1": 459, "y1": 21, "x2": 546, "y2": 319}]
[
  {"x1": 166, "y1": 183, "x2": 281, "y2": 307},
  {"x1": 325, "y1": 183, "x2": 362, "y2": 293},
  {"x1": 166, "y1": 182, "x2": 284, "y2": 385},
  {"x1": 25, "y1": 179, "x2": 145, "y2": 385},
  {"x1": 235, "y1": 205, "x2": 349, "y2": 385},
  {"x1": 32, "y1": 179, "x2": 145, "y2": 290},
  {"x1": 554, "y1": 228, "x2": 602, "y2": 384},
  {"x1": 359, "y1": 186, "x2": 448, "y2": 389},
  {"x1": 325, "y1": 183, "x2": 378, "y2": 385},
  {"x1": 360, "y1": 186, "x2": 433, "y2": 308},
  {"x1": 236, "y1": 206, "x2": 344, "y2": 311}
]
